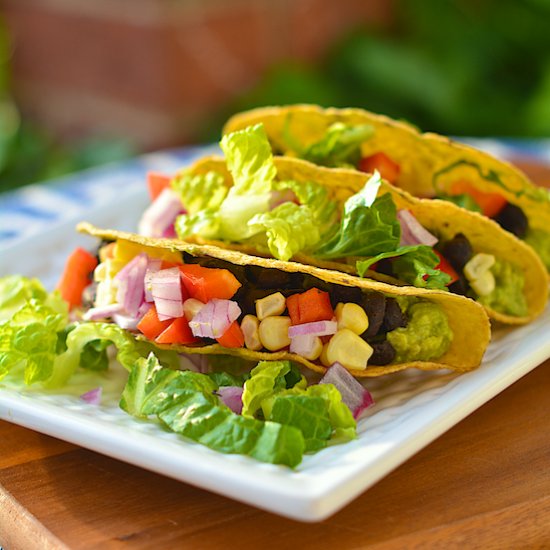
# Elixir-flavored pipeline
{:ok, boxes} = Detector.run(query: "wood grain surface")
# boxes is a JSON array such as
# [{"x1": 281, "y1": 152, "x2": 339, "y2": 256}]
[{"x1": 1, "y1": 158, "x2": 549, "y2": 549}]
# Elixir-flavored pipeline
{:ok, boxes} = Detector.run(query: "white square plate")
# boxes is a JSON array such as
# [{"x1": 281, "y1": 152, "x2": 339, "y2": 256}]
[{"x1": 1, "y1": 145, "x2": 549, "y2": 521}]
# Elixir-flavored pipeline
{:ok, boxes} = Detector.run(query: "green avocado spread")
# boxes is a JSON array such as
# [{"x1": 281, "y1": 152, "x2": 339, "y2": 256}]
[
  {"x1": 477, "y1": 259, "x2": 528, "y2": 317},
  {"x1": 386, "y1": 299, "x2": 452, "y2": 362},
  {"x1": 524, "y1": 228, "x2": 550, "y2": 272}
]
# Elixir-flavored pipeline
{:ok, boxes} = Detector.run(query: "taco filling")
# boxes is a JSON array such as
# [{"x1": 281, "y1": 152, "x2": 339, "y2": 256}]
[
  {"x1": 223, "y1": 106, "x2": 550, "y2": 273},
  {"x1": 138, "y1": 124, "x2": 532, "y2": 320},
  {"x1": 86, "y1": 237, "x2": 454, "y2": 372}
]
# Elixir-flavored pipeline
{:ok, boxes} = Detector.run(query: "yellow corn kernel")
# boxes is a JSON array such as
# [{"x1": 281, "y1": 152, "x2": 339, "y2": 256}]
[
  {"x1": 325, "y1": 329, "x2": 373, "y2": 371},
  {"x1": 258, "y1": 316, "x2": 291, "y2": 351},
  {"x1": 335, "y1": 302, "x2": 369, "y2": 335},
  {"x1": 255, "y1": 292, "x2": 286, "y2": 320},
  {"x1": 297, "y1": 336, "x2": 323, "y2": 361},
  {"x1": 320, "y1": 342, "x2": 331, "y2": 367},
  {"x1": 183, "y1": 298, "x2": 205, "y2": 321},
  {"x1": 241, "y1": 314, "x2": 262, "y2": 351}
]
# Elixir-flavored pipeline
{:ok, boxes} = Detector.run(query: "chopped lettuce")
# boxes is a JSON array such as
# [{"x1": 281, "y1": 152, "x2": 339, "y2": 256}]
[
  {"x1": 296, "y1": 122, "x2": 374, "y2": 168},
  {"x1": 248, "y1": 202, "x2": 321, "y2": 261},
  {"x1": 121, "y1": 354, "x2": 305, "y2": 467},
  {"x1": 437, "y1": 192, "x2": 482, "y2": 213},
  {"x1": 171, "y1": 171, "x2": 227, "y2": 215},
  {"x1": 356, "y1": 245, "x2": 451, "y2": 289},
  {"x1": 314, "y1": 173, "x2": 400, "y2": 259}
]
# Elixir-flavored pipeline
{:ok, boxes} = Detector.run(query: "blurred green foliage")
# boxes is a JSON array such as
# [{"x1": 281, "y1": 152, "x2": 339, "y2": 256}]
[
  {"x1": 211, "y1": 0, "x2": 550, "y2": 138},
  {"x1": 0, "y1": 19, "x2": 132, "y2": 194}
]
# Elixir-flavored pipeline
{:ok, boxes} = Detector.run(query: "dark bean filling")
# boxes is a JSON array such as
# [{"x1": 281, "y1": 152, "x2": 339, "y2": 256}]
[
  {"x1": 370, "y1": 340, "x2": 397, "y2": 366},
  {"x1": 380, "y1": 298, "x2": 408, "y2": 333},
  {"x1": 493, "y1": 203, "x2": 528, "y2": 238},
  {"x1": 441, "y1": 233, "x2": 473, "y2": 272}
]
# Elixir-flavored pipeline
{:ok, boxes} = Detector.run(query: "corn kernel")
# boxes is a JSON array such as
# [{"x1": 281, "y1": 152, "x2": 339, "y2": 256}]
[
  {"x1": 335, "y1": 302, "x2": 369, "y2": 335},
  {"x1": 320, "y1": 342, "x2": 331, "y2": 367},
  {"x1": 325, "y1": 329, "x2": 373, "y2": 371},
  {"x1": 258, "y1": 316, "x2": 291, "y2": 351},
  {"x1": 241, "y1": 314, "x2": 262, "y2": 351},
  {"x1": 255, "y1": 292, "x2": 287, "y2": 320}
]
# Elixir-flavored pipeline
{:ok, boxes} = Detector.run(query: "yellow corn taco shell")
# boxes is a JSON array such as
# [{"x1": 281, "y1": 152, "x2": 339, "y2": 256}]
[
  {"x1": 177, "y1": 155, "x2": 548, "y2": 325},
  {"x1": 223, "y1": 104, "x2": 550, "y2": 275},
  {"x1": 78, "y1": 222, "x2": 491, "y2": 377}
]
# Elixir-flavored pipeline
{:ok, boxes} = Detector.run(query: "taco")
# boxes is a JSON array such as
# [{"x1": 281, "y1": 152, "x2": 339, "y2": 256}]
[
  {"x1": 223, "y1": 105, "x2": 550, "y2": 275},
  {"x1": 78, "y1": 222, "x2": 491, "y2": 377},
  {"x1": 139, "y1": 124, "x2": 548, "y2": 325}
]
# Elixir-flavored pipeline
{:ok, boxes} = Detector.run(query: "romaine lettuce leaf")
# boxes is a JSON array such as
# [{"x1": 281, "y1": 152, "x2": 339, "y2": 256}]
[
  {"x1": 171, "y1": 171, "x2": 227, "y2": 215},
  {"x1": 121, "y1": 354, "x2": 305, "y2": 467},
  {"x1": 356, "y1": 245, "x2": 451, "y2": 290},
  {"x1": 299, "y1": 122, "x2": 374, "y2": 168},
  {"x1": 437, "y1": 193, "x2": 482, "y2": 213},
  {"x1": 241, "y1": 360, "x2": 291, "y2": 418},
  {"x1": 248, "y1": 202, "x2": 321, "y2": 261},
  {"x1": 175, "y1": 208, "x2": 221, "y2": 241},
  {"x1": 314, "y1": 173, "x2": 401, "y2": 259},
  {"x1": 218, "y1": 124, "x2": 276, "y2": 241}
]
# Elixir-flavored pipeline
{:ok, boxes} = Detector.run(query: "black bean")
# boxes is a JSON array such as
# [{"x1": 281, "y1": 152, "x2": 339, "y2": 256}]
[
  {"x1": 301, "y1": 274, "x2": 331, "y2": 293},
  {"x1": 245, "y1": 266, "x2": 301, "y2": 289},
  {"x1": 360, "y1": 292, "x2": 386, "y2": 338},
  {"x1": 380, "y1": 298, "x2": 408, "y2": 333},
  {"x1": 441, "y1": 233, "x2": 473, "y2": 272},
  {"x1": 329, "y1": 285, "x2": 363, "y2": 308},
  {"x1": 375, "y1": 258, "x2": 394, "y2": 277},
  {"x1": 494, "y1": 202, "x2": 528, "y2": 238},
  {"x1": 370, "y1": 340, "x2": 396, "y2": 366},
  {"x1": 448, "y1": 275, "x2": 469, "y2": 296}
]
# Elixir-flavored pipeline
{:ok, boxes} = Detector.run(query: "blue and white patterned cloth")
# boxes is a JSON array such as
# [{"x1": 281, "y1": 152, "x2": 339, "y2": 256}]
[{"x1": 1, "y1": 139, "x2": 549, "y2": 251}]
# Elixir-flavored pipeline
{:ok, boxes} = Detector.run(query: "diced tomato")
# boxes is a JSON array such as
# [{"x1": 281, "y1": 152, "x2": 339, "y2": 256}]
[
  {"x1": 155, "y1": 316, "x2": 198, "y2": 345},
  {"x1": 56, "y1": 247, "x2": 98, "y2": 309},
  {"x1": 216, "y1": 320, "x2": 245, "y2": 348},
  {"x1": 450, "y1": 180, "x2": 507, "y2": 217},
  {"x1": 286, "y1": 288, "x2": 334, "y2": 325},
  {"x1": 137, "y1": 305, "x2": 172, "y2": 340},
  {"x1": 147, "y1": 172, "x2": 172, "y2": 201},
  {"x1": 434, "y1": 251, "x2": 459, "y2": 285},
  {"x1": 358, "y1": 152, "x2": 401, "y2": 184},
  {"x1": 161, "y1": 260, "x2": 182, "y2": 270},
  {"x1": 179, "y1": 264, "x2": 241, "y2": 302}
]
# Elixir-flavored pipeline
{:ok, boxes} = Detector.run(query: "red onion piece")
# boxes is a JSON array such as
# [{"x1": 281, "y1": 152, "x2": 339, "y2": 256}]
[
  {"x1": 138, "y1": 188, "x2": 184, "y2": 238},
  {"x1": 189, "y1": 299, "x2": 241, "y2": 339},
  {"x1": 289, "y1": 333, "x2": 317, "y2": 356},
  {"x1": 83, "y1": 303, "x2": 124, "y2": 321},
  {"x1": 288, "y1": 320, "x2": 337, "y2": 339},
  {"x1": 398, "y1": 209, "x2": 438, "y2": 247},
  {"x1": 269, "y1": 188, "x2": 299, "y2": 209},
  {"x1": 217, "y1": 386, "x2": 243, "y2": 415},
  {"x1": 319, "y1": 362, "x2": 375, "y2": 419},
  {"x1": 144, "y1": 258, "x2": 162, "y2": 302},
  {"x1": 151, "y1": 267, "x2": 184, "y2": 320},
  {"x1": 115, "y1": 253, "x2": 148, "y2": 317},
  {"x1": 80, "y1": 387, "x2": 102, "y2": 405}
]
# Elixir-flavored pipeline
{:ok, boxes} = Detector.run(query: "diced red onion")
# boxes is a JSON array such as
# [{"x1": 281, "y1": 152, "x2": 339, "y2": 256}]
[
  {"x1": 144, "y1": 258, "x2": 162, "y2": 302},
  {"x1": 269, "y1": 188, "x2": 299, "y2": 209},
  {"x1": 138, "y1": 188, "x2": 184, "y2": 238},
  {"x1": 289, "y1": 333, "x2": 318, "y2": 356},
  {"x1": 162, "y1": 225, "x2": 177, "y2": 238},
  {"x1": 288, "y1": 320, "x2": 337, "y2": 339},
  {"x1": 82, "y1": 303, "x2": 124, "y2": 321},
  {"x1": 398, "y1": 209, "x2": 438, "y2": 247},
  {"x1": 80, "y1": 387, "x2": 102, "y2": 405},
  {"x1": 151, "y1": 268, "x2": 182, "y2": 300},
  {"x1": 189, "y1": 299, "x2": 241, "y2": 339},
  {"x1": 217, "y1": 386, "x2": 243, "y2": 415},
  {"x1": 150, "y1": 267, "x2": 184, "y2": 320},
  {"x1": 115, "y1": 253, "x2": 148, "y2": 317},
  {"x1": 112, "y1": 301, "x2": 151, "y2": 331},
  {"x1": 319, "y1": 362, "x2": 375, "y2": 419}
]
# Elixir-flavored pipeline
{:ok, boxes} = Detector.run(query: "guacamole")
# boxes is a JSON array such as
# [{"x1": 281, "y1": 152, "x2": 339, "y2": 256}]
[
  {"x1": 387, "y1": 299, "x2": 452, "y2": 362},
  {"x1": 524, "y1": 227, "x2": 550, "y2": 271},
  {"x1": 477, "y1": 259, "x2": 528, "y2": 317}
]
